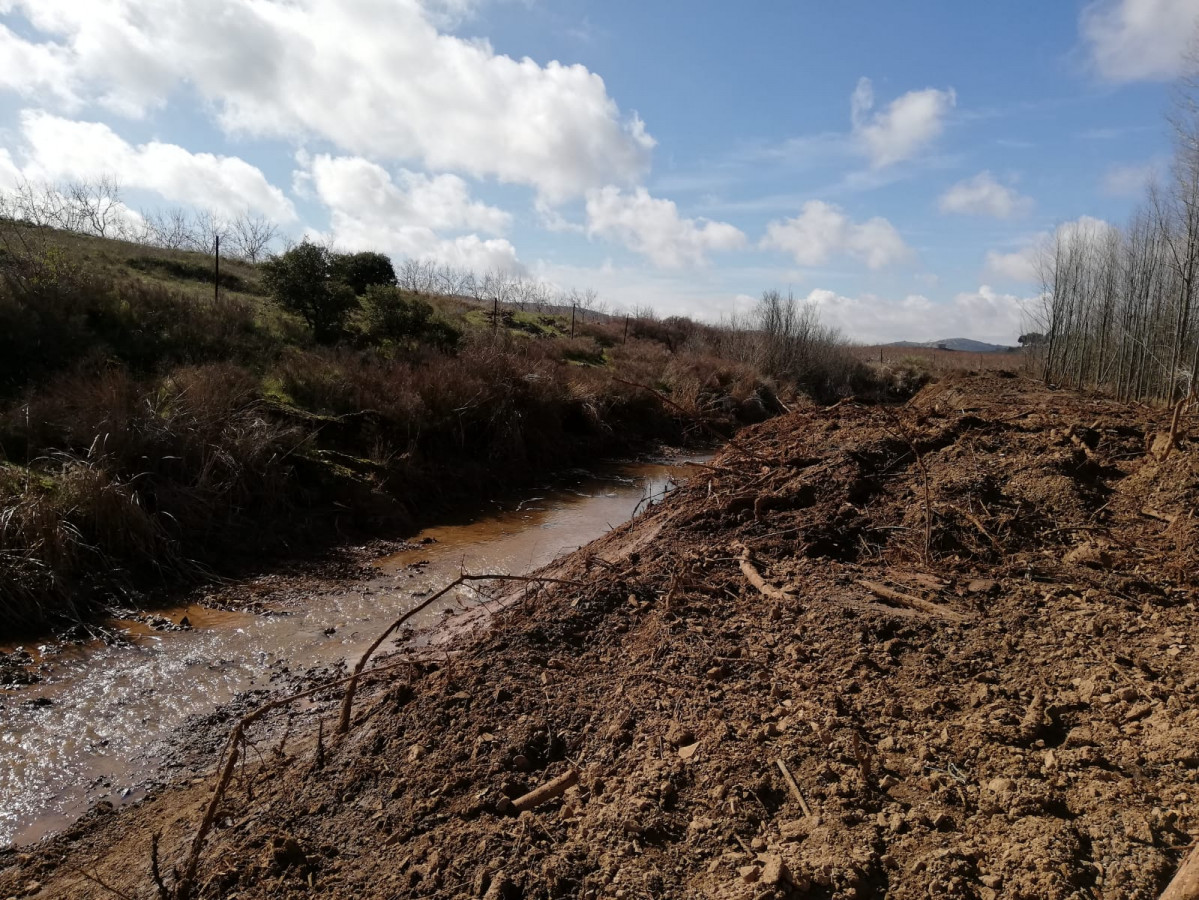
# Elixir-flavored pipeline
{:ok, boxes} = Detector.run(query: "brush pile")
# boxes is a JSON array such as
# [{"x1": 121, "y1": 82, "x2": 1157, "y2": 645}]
[{"x1": 5, "y1": 373, "x2": 1198, "y2": 900}]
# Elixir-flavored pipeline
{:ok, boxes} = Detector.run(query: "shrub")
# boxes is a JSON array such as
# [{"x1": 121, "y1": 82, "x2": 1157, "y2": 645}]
[
  {"x1": 262, "y1": 241, "x2": 357, "y2": 344},
  {"x1": 357, "y1": 285, "x2": 461, "y2": 351},
  {"x1": 331, "y1": 251, "x2": 397, "y2": 296}
]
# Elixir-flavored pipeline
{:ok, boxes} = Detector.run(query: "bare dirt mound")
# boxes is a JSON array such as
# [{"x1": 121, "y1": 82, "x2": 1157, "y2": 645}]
[{"x1": 3, "y1": 374, "x2": 1198, "y2": 900}]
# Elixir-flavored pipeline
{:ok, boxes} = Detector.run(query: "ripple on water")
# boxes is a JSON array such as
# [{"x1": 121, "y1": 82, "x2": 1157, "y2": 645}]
[{"x1": 0, "y1": 457, "x2": 705, "y2": 846}]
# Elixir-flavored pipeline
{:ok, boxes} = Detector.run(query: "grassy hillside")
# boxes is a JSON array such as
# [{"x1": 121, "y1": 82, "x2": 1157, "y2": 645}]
[{"x1": 0, "y1": 222, "x2": 807, "y2": 637}]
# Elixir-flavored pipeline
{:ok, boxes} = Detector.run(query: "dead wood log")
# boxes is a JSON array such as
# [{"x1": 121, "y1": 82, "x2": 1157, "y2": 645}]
[
  {"x1": 511, "y1": 768, "x2": 579, "y2": 812},
  {"x1": 857, "y1": 580, "x2": 968, "y2": 622},
  {"x1": 733, "y1": 543, "x2": 793, "y2": 602},
  {"x1": 1161, "y1": 845, "x2": 1199, "y2": 900}
]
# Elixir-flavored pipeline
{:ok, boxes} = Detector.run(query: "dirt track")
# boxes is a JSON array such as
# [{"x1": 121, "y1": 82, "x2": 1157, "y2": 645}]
[{"x1": 3, "y1": 373, "x2": 1198, "y2": 900}]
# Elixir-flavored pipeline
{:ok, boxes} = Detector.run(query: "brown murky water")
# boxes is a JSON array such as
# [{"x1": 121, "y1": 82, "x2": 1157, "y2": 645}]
[{"x1": 0, "y1": 457, "x2": 706, "y2": 847}]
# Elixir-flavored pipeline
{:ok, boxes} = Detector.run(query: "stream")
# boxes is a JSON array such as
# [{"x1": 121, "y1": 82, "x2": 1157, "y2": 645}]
[{"x1": 0, "y1": 455, "x2": 706, "y2": 848}]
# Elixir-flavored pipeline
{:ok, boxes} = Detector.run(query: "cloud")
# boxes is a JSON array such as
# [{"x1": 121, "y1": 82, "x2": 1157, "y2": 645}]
[
  {"x1": 983, "y1": 215, "x2": 1117, "y2": 284},
  {"x1": 760, "y1": 200, "x2": 910, "y2": 270},
  {"x1": 984, "y1": 247, "x2": 1041, "y2": 283},
  {"x1": 851, "y1": 77, "x2": 956, "y2": 169},
  {"x1": 14, "y1": 110, "x2": 297, "y2": 221},
  {"x1": 584, "y1": 186, "x2": 746, "y2": 267},
  {"x1": 805, "y1": 284, "x2": 1032, "y2": 346},
  {"x1": 299, "y1": 152, "x2": 522, "y2": 272},
  {"x1": 0, "y1": 0, "x2": 654, "y2": 202},
  {"x1": 1101, "y1": 159, "x2": 1160, "y2": 196},
  {"x1": 1080, "y1": 0, "x2": 1199, "y2": 82},
  {"x1": 301, "y1": 153, "x2": 510, "y2": 234},
  {"x1": 939, "y1": 171, "x2": 1033, "y2": 218}
]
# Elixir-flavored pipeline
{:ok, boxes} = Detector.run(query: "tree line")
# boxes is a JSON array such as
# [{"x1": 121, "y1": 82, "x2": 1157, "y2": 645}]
[{"x1": 1034, "y1": 65, "x2": 1199, "y2": 405}]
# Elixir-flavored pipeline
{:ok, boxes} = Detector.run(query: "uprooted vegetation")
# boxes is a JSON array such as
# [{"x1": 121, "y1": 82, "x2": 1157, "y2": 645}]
[
  {"x1": 0, "y1": 222, "x2": 908, "y2": 638},
  {"x1": 8, "y1": 373, "x2": 1197, "y2": 899}
]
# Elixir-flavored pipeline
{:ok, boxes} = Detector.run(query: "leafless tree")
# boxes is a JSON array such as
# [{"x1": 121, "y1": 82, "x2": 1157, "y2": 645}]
[{"x1": 227, "y1": 213, "x2": 279, "y2": 262}]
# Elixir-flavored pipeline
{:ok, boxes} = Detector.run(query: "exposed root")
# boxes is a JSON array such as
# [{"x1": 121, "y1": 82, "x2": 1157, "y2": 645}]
[
  {"x1": 856, "y1": 579, "x2": 969, "y2": 622},
  {"x1": 732, "y1": 542, "x2": 793, "y2": 602}
]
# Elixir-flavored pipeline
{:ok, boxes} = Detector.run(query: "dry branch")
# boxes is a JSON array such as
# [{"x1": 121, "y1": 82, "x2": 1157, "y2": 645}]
[
  {"x1": 337, "y1": 574, "x2": 580, "y2": 734},
  {"x1": 175, "y1": 573, "x2": 578, "y2": 899},
  {"x1": 1161, "y1": 844, "x2": 1199, "y2": 900},
  {"x1": 857, "y1": 580, "x2": 969, "y2": 623},
  {"x1": 775, "y1": 759, "x2": 813, "y2": 818},
  {"x1": 611, "y1": 377, "x2": 772, "y2": 464},
  {"x1": 732, "y1": 543, "x2": 793, "y2": 602},
  {"x1": 878, "y1": 407, "x2": 933, "y2": 566},
  {"x1": 511, "y1": 768, "x2": 579, "y2": 812}
]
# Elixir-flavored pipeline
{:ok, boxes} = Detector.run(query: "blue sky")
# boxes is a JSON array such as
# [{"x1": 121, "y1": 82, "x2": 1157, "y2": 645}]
[{"x1": 0, "y1": 0, "x2": 1195, "y2": 343}]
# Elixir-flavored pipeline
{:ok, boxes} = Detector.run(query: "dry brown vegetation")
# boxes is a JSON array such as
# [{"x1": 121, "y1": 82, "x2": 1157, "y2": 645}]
[{"x1": 0, "y1": 222, "x2": 892, "y2": 638}]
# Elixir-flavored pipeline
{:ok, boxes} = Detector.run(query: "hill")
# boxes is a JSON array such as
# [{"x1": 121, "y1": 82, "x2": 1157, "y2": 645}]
[{"x1": 885, "y1": 338, "x2": 1017, "y2": 353}]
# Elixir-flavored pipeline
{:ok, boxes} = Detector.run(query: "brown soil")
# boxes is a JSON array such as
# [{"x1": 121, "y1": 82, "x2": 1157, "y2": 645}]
[{"x1": 3, "y1": 374, "x2": 1198, "y2": 900}]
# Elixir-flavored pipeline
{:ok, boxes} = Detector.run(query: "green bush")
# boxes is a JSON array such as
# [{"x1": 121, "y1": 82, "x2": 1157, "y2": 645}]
[
  {"x1": 331, "y1": 251, "x2": 396, "y2": 296},
  {"x1": 262, "y1": 242, "x2": 357, "y2": 344},
  {"x1": 357, "y1": 285, "x2": 461, "y2": 351}
]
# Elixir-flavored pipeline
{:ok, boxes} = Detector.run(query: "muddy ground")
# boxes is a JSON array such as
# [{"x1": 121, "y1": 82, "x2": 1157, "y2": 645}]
[{"x1": 2, "y1": 373, "x2": 1197, "y2": 900}]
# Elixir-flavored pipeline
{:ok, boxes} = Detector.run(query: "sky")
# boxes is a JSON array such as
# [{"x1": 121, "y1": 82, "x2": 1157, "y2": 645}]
[{"x1": 0, "y1": 0, "x2": 1195, "y2": 345}]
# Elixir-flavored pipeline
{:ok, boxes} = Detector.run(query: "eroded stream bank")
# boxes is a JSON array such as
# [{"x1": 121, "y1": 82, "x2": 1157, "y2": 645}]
[{"x1": 0, "y1": 455, "x2": 707, "y2": 849}]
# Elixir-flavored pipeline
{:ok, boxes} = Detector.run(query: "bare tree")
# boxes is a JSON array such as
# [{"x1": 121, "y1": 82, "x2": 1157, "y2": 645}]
[
  {"x1": 64, "y1": 176, "x2": 125, "y2": 238},
  {"x1": 227, "y1": 213, "x2": 279, "y2": 262}
]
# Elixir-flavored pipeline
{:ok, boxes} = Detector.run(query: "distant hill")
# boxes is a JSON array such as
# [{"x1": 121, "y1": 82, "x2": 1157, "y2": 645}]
[{"x1": 883, "y1": 338, "x2": 1018, "y2": 353}]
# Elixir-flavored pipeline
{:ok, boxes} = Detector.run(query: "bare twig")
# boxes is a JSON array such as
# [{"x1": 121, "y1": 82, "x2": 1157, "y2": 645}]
[
  {"x1": 775, "y1": 759, "x2": 813, "y2": 818},
  {"x1": 69, "y1": 865, "x2": 137, "y2": 900},
  {"x1": 150, "y1": 832, "x2": 170, "y2": 900},
  {"x1": 611, "y1": 377, "x2": 772, "y2": 464},
  {"x1": 879, "y1": 407, "x2": 934, "y2": 566},
  {"x1": 337, "y1": 574, "x2": 580, "y2": 735},
  {"x1": 857, "y1": 580, "x2": 969, "y2": 623},
  {"x1": 511, "y1": 768, "x2": 580, "y2": 812}
]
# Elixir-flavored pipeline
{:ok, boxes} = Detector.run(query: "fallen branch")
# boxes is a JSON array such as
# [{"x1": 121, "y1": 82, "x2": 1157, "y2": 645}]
[
  {"x1": 857, "y1": 580, "x2": 968, "y2": 623},
  {"x1": 733, "y1": 543, "x2": 793, "y2": 602},
  {"x1": 338, "y1": 574, "x2": 581, "y2": 735},
  {"x1": 878, "y1": 407, "x2": 933, "y2": 566},
  {"x1": 775, "y1": 759, "x2": 813, "y2": 818},
  {"x1": 1161, "y1": 844, "x2": 1199, "y2": 900},
  {"x1": 511, "y1": 767, "x2": 580, "y2": 812},
  {"x1": 1159, "y1": 387, "x2": 1198, "y2": 462},
  {"x1": 611, "y1": 377, "x2": 772, "y2": 465}
]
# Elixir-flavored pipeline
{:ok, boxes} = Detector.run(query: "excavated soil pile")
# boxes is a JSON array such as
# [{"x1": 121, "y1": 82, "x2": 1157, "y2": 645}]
[{"x1": 3, "y1": 373, "x2": 1199, "y2": 900}]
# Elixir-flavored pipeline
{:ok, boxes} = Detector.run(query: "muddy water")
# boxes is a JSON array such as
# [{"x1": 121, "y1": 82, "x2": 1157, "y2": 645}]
[{"x1": 0, "y1": 458, "x2": 705, "y2": 848}]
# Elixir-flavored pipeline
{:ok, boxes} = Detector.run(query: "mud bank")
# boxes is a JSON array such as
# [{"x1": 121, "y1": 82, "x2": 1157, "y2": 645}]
[
  {"x1": 3, "y1": 374, "x2": 1198, "y2": 899},
  {"x1": 0, "y1": 456, "x2": 703, "y2": 850}
]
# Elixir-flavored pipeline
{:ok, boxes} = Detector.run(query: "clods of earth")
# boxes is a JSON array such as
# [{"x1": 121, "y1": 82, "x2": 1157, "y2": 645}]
[{"x1": 2, "y1": 373, "x2": 1197, "y2": 899}]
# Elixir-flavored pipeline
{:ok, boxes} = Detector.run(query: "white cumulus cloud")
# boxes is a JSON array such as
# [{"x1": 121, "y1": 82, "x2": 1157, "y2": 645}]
[
  {"x1": 14, "y1": 110, "x2": 296, "y2": 221},
  {"x1": 0, "y1": 0, "x2": 654, "y2": 202},
  {"x1": 585, "y1": 186, "x2": 746, "y2": 268},
  {"x1": 299, "y1": 152, "x2": 522, "y2": 272},
  {"x1": 1081, "y1": 0, "x2": 1199, "y2": 82},
  {"x1": 761, "y1": 201, "x2": 910, "y2": 270},
  {"x1": 851, "y1": 77, "x2": 956, "y2": 169},
  {"x1": 939, "y1": 172, "x2": 1033, "y2": 218}
]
